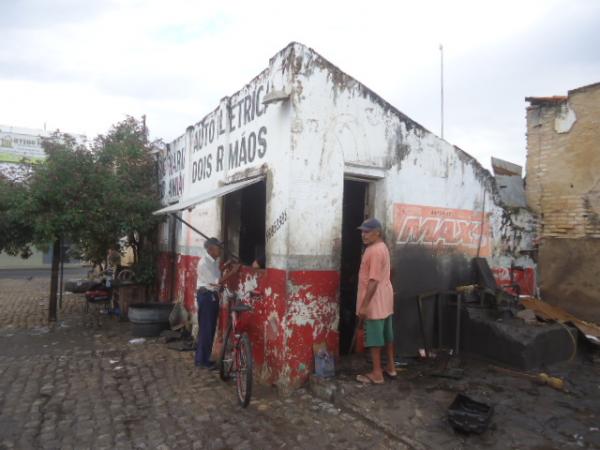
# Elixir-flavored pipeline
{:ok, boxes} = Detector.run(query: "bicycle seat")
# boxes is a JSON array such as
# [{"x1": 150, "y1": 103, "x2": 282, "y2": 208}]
[{"x1": 231, "y1": 303, "x2": 252, "y2": 313}]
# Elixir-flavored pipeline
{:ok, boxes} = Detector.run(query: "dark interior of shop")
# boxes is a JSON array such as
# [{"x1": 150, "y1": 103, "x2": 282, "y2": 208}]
[{"x1": 339, "y1": 179, "x2": 368, "y2": 354}]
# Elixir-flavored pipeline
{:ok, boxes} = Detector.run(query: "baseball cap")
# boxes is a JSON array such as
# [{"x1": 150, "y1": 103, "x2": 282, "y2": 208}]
[
  {"x1": 204, "y1": 237, "x2": 222, "y2": 250},
  {"x1": 357, "y1": 218, "x2": 382, "y2": 231}
]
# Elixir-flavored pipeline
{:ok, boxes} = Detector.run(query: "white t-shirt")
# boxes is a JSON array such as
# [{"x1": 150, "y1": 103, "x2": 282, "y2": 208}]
[{"x1": 196, "y1": 250, "x2": 220, "y2": 291}]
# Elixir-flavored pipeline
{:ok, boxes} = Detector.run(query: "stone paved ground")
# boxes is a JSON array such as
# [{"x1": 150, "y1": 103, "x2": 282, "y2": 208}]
[
  {"x1": 3, "y1": 277, "x2": 600, "y2": 450},
  {"x1": 0, "y1": 278, "x2": 407, "y2": 450},
  {"x1": 321, "y1": 342, "x2": 600, "y2": 449}
]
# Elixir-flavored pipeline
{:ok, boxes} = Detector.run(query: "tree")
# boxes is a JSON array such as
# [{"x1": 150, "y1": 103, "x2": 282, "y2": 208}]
[
  {"x1": 26, "y1": 133, "x2": 103, "y2": 320},
  {"x1": 1, "y1": 117, "x2": 162, "y2": 321},
  {"x1": 92, "y1": 116, "x2": 162, "y2": 267},
  {"x1": 0, "y1": 173, "x2": 34, "y2": 258}
]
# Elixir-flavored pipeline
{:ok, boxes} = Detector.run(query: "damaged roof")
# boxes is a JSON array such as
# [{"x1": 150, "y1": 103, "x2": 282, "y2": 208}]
[
  {"x1": 525, "y1": 81, "x2": 600, "y2": 107},
  {"x1": 525, "y1": 96, "x2": 567, "y2": 106}
]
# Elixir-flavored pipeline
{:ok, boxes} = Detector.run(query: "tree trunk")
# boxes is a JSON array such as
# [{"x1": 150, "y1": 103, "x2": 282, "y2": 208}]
[{"x1": 48, "y1": 238, "x2": 60, "y2": 322}]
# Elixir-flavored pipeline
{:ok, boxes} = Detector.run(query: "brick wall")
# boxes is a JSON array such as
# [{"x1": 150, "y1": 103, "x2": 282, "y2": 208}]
[
  {"x1": 526, "y1": 84, "x2": 600, "y2": 239},
  {"x1": 525, "y1": 83, "x2": 600, "y2": 322}
]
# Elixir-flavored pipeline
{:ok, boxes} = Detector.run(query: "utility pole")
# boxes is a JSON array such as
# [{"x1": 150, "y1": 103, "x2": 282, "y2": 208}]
[{"x1": 440, "y1": 44, "x2": 445, "y2": 139}]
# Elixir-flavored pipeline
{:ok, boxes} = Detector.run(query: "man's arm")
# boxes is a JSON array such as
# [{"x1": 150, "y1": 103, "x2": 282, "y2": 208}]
[
  {"x1": 358, "y1": 279, "x2": 379, "y2": 319},
  {"x1": 218, "y1": 263, "x2": 240, "y2": 286}
]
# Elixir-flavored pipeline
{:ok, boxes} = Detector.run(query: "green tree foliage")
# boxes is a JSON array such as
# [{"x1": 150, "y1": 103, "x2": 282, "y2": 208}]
[
  {"x1": 91, "y1": 117, "x2": 162, "y2": 267},
  {"x1": 0, "y1": 117, "x2": 162, "y2": 320},
  {"x1": 0, "y1": 174, "x2": 34, "y2": 258}
]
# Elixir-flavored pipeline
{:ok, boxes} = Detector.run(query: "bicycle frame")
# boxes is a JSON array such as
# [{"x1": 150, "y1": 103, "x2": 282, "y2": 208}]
[{"x1": 218, "y1": 287, "x2": 257, "y2": 407}]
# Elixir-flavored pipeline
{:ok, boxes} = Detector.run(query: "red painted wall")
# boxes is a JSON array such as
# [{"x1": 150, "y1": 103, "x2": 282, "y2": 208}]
[
  {"x1": 158, "y1": 252, "x2": 341, "y2": 388},
  {"x1": 283, "y1": 270, "x2": 339, "y2": 388},
  {"x1": 492, "y1": 267, "x2": 536, "y2": 296}
]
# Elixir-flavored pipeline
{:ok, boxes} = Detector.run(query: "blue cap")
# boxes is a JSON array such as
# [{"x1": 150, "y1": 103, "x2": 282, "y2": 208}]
[{"x1": 357, "y1": 218, "x2": 382, "y2": 231}]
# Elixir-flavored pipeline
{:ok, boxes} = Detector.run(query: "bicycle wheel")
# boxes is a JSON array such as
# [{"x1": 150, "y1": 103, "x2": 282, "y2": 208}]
[
  {"x1": 219, "y1": 325, "x2": 234, "y2": 381},
  {"x1": 235, "y1": 332, "x2": 253, "y2": 408}
]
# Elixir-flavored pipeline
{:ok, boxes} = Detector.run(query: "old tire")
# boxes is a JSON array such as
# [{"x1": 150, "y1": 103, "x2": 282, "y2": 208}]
[
  {"x1": 129, "y1": 303, "x2": 174, "y2": 337},
  {"x1": 128, "y1": 303, "x2": 174, "y2": 323}
]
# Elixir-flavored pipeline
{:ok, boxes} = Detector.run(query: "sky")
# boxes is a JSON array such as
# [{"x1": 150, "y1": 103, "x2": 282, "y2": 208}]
[{"x1": 1, "y1": 0, "x2": 599, "y2": 171}]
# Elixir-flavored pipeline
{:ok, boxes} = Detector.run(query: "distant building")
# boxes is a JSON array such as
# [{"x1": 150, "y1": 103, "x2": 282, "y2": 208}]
[{"x1": 525, "y1": 82, "x2": 600, "y2": 323}]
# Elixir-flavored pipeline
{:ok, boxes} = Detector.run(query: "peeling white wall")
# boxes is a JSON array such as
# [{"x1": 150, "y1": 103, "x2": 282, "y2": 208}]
[{"x1": 288, "y1": 43, "x2": 536, "y2": 274}]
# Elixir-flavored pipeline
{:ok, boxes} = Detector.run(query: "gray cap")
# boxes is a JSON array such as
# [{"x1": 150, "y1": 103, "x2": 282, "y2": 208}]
[
  {"x1": 357, "y1": 218, "x2": 382, "y2": 231},
  {"x1": 204, "y1": 237, "x2": 222, "y2": 250}
]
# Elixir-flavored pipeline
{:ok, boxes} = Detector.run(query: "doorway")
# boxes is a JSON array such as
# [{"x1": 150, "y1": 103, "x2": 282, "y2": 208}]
[
  {"x1": 339, "y1": 179, "x2": 369, "y2": 354},
  {"x1": 222, "y1": 180, "x2": 266, "y2": 266}
]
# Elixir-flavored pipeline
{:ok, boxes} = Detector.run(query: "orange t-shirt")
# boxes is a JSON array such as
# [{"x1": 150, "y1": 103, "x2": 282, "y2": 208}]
[{"x1": 356, "y1": 241, "x2": 394, "y2": 320}]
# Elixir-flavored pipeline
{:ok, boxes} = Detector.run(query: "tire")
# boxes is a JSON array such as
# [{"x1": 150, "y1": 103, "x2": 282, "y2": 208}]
[
  {"x1": 235, "y1": 333, "x2": 253, "y2": 408},
  {"x1": 219, "y1": 325, "x2": 234, "y2": 381},
  {"x1": 128, "y1": 303, "x2": 174, "y2": 323}
]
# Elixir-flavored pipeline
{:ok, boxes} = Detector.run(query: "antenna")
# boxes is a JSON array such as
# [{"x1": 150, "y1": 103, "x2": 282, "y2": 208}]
[{"x1": 440, "y1": 44, "x2": 444, "y2": 139}]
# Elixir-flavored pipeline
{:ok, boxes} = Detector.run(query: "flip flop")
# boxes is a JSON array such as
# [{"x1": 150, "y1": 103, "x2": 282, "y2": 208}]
[
  {"x1": 384, "y1": 370, "x2": 398, "y2": 379},
  {"x1": 356, "y1": 374, "x2": 384, "y2": 385}
]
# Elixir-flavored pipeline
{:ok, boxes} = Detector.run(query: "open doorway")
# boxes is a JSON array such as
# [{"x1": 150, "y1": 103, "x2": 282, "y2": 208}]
[
  {"x1": 339, "y1": 179, "x2": 369, "y2": 354},
  {"x1": 222, "y1": 180, "x2": 266, "y2": 266}
]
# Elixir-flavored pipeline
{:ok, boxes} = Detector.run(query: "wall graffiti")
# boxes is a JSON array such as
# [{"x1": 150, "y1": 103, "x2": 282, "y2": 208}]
[
  {"x1": 266, "y1": 210, "x2": 288, "y2": 241},
  {"x1": 394, "y1": 204, "x2": 491, "y2": 257}
]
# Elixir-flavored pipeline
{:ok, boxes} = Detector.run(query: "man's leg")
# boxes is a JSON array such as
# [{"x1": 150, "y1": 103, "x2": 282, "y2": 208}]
[
  {"x1": 205, "y1": 292, "x2": 220, "y2": 363},
  {"x1": 364, "y1": 319, "x2": 385, "y2": 383},
  {"x1": 194, "y1": 291, "x2": 203, "y2": 366},
  {"x1": 197, "y1": 292, "x2": 216, "y2": 367},
  {"x1": 370, "y1": 346, "x2": 384, "y2": 381},
  {"x1": 385, "y1": 342, "x2": 396, "y2": 373}
]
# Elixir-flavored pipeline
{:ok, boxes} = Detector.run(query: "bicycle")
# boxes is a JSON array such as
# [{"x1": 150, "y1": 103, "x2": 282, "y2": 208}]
[{"x1": 218, "y1": 288, "x2": 259, "y2": 407}]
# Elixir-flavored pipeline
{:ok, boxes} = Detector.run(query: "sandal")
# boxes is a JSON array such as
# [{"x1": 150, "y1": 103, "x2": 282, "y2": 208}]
[
  {"x1": 356, "y1": 373, "x2": 384, "y2": 385},
  {"x1": 384, "y1": 370, "x2": 398, "y2": 379}
]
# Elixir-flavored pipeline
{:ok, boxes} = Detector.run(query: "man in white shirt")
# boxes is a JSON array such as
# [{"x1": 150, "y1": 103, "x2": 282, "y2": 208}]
[{"x1": 195, "y1": 237, "x2": 237, "y2": 369}]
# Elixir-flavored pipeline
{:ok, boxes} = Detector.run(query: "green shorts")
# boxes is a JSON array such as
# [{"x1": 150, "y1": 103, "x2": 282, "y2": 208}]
[{"x1": 364, "y1": 315, "x2": 394, "y2": 348}]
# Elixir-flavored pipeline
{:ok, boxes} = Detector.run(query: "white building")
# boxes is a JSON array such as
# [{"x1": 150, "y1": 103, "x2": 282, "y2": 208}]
[{"x1": 154, "y1": 42, "x2": 536, "y2": 389}]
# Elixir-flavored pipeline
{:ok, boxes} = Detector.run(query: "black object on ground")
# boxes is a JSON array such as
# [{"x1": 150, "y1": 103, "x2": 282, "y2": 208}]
[
  {"x1": 461, "y1": 307, "x2": 577, "y2": 369},
  {"x1": 448, "y1": 394, "x2": 494, "y2": 434}
]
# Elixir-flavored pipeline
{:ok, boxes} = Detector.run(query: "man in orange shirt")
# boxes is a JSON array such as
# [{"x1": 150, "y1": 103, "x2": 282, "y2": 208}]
[{"x1": 355, "y1": 218, "x2": 396, "y2": 384}]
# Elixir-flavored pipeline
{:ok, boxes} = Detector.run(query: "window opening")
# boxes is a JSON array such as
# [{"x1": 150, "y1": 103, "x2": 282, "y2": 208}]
[{"x1": 223, "y1": 180, "x2": 266, "y2": 267}]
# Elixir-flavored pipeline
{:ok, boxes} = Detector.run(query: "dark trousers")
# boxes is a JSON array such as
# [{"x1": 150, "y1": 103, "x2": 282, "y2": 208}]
[{"x1": 195, "y1": 290, "x2": 219, "y2": 367}]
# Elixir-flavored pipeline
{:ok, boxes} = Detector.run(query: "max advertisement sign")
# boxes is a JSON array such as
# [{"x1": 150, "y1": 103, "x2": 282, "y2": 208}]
[{"x1": 394, "y1": 204, "x2": 491, "y2": 257}]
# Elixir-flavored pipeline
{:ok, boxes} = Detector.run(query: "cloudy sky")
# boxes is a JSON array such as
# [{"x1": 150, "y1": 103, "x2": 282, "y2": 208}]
[{"x1": 1, "y1": 0, "x2": 598, "y2": 170}]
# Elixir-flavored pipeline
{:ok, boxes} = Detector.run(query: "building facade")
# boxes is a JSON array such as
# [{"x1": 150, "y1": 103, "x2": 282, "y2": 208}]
[
  {"x1": 525, "y1": 82, "x2": 600, "y2": 323},
  {"x1": 156, "y1": 43, "x2": 537, "y2": 389}
]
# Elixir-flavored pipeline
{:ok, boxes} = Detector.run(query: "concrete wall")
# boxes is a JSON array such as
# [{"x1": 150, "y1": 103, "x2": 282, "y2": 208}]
[
  {"x1": 525, "y1": 83, "x2": 600, "y2": 323},
  {"x1": 290, "y1": 44, "x2": 536, "y2": 356}
]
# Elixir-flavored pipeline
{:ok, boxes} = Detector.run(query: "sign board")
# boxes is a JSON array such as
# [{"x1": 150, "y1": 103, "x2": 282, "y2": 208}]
[
  {"x1": 394, "y1": 203, "x2": 491, "y2": 257},
  {"x1": 0, "y1": 125, "x2": 88, "y2": 164},
  {"x1": 0, "y1": 126, "x2": 46, "y2": 163}
]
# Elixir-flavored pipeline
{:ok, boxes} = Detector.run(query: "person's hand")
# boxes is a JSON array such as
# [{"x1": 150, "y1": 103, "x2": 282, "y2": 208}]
[{"x1": 358, "y1": 304, "x2": 369, "y2": 320}]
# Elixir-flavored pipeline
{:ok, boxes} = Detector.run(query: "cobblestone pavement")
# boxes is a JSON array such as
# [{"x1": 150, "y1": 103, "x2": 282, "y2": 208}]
[{"x1": 0, "y1": 278, "x2": 406, "y2": 450}]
